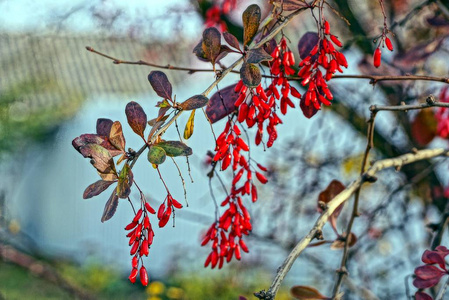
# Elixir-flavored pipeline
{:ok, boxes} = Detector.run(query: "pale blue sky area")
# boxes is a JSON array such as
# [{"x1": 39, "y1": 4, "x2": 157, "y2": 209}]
[{"x1": 0, "y1": 0, "x2": 202, "y2": 38}]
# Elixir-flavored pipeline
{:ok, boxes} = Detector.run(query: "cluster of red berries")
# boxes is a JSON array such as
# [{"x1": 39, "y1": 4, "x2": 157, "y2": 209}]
[
  {"x1": 297, "y1": 19, "x2": 348, "y2": 110},
  {"x1": 125, "y1": 201, "x2": 156, "y2": 286},
  {"x1": 234, "y1": 81, "x2": 283, "y2": 148},
  {"x1": 268, "y1": 37, "x2": 302, "y2": 116},
  {"x1": 201, "y1": 197, "x2": 251, "y2": 269},
  {"x1": 373, "y1": 35, "x2": 393, "y2": 68},
  {"x1": 157, "y1": 193, "x2": 183, "y2": 228},
  {"x1": 205, "y1": 0, "x2": 237, "y2": 31},
  {"x1": 202, "y1": 118, "x2": 268, "y2": 267}
]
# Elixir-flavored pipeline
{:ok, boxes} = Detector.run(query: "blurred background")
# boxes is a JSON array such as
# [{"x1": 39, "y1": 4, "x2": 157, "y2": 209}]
[{"x1": 1, "y1": 0, "x2": 449, "y2": 299}]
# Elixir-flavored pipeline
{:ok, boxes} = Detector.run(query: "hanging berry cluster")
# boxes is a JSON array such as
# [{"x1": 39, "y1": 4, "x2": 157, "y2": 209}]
[
  {"x1": 157, "y1": 193, "x2": 183, "y2": 228},
  {"x1": 297, "y1": 19, "x2": 348, "y2": 111},
  {"x1": 268, "y1": 37, "x2": 302, "y2": 116},
  {"x1": 373, "y1": 0, "x2": 394, "y2": 68},
  {"x1": 202, "y1": 117, "x2": 268, "y2": 268},
  {"x1": 125, "y1": 201, "x2": 156, "y2": 286}
]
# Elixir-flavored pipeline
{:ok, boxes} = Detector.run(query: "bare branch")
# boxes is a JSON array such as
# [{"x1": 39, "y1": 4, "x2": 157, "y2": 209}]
[{"x1": 262, "y1": 148, "x2": 449, "y2": 299}]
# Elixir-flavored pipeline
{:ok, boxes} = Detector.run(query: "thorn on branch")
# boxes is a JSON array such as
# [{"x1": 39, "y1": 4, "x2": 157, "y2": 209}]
[
  {"x1": 362, "y1": 174, "x2": 377, "y2": 183},
  {"x1": 318, "y1": 201, "x2": 327, "y2": 211},
  {"x1": 254, "y1": 290, "x2": 274, "y2": 300},
  {"x1": 426, "y1": 94, "x2": 436, "y2": 105},
  {"x1": 314, "y1": 229, "x2": 324, "y2": 240},
  {"x1": 336, "y1": 266, "x2": 349, "y2": 276}
]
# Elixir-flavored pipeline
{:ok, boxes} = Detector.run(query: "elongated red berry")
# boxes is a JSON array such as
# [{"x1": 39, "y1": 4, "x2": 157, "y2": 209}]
[
  {"x1": 373, "y1": 47, "x2": 381, "y2": 68},
  {"x1": 145, "y1": 202, "x2": 156, "y2": 214},
  {"x1": 256, "y1": 172, "x2": 268, "y2": 184},
  {"x1": 140, "y1": 266, "x2": 149, "y2": 286},
  {"x1": 324, "y1": 20, "x2": 330, "y2": 35},
  {"x1": 171, "y1": 198, "x2": 183, "y2": 209},
  {"x1": 129, "y1": 268, "x2": 138, "y2": 283},
  {"x1": 385, "y1": 37, "x2": 393, "y2": 51}
]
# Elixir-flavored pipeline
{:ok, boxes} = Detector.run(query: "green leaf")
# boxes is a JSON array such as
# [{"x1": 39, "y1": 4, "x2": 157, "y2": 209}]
[
  {"x1": 240, "y1": 62, "x2": 261, "y2": 88},
  {"x1": 184, "y1": 110, "x2": 196, "y2": 140},
  {"x1": 246, "y1": 48, "x2": 272, "y2": 64},
  {"x1": 125, "y1": 101, "x2": 147, "y2": 138},
  {"x1": 242, "y1": 4, "x2": 261, "y2": 46},
  {"x1": 117, "y1": 163, "x2": 133, "y2": 199},
  {"x1": 148, "y1": 146, "x2": 167, "y2": 165},
  {"x1": 101, "y1": 190, "x2": 119, "y2": 223},
  {"x1": 83, "y1": 180, "x2": 116, "y2": 199},
  {"x1": 156, "y1": 141, "x2": 192, "y2": 157},
  {"x1": 202, "y1": 27, "x2": 221, "y2": 65},
  {"x1": 178, "y1": 95, "x2": 209, "y2": 111},
  {"x1": 148, "y1": 71, "x2": 173, "y2": 100}
]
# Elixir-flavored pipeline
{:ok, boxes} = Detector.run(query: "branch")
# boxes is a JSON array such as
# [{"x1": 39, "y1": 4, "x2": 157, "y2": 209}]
[
  {"x1": 331, "y1": 74, "x2": 449, "y2": 85},
  {"x1": 83, "y1": 48, "x2": 449, "y2": 87},
  {"x1": 0, "y1": 243, "x2": 94, "y2": 299},
  {"x1": 114, "y1": 6, "x2": 310, "y2": 170},
  {"x1": 436, "y1": 276, "x2": 449, "y2": 300},
  {"x1": 260, "y1": 148, "x2": 449, "y2": 299},
  {"x1": 331, "y1": 109, "x2": 377, "y2": 298},
  {"x1": 370, "y1": 98, "x2": 449, "y2": 112}
]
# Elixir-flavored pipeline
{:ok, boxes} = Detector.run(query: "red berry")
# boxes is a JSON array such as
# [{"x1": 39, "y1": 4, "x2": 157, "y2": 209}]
[
  {"x1": 385, "y1": 37, "x2": 393, "y2": 51},
  {"x1": 256, "y1": 172, "x2": 268, "y2": 184},
  {"x1": 129, "y1": 268, "x2": 138, "y2": 283},
  {"x1": 373, "y1": 47, "x2": 382, "y2": 68},
  {"x1": 324, "y1": 20, "x2": 330, "y2": 35},
  {"x1": 140, "y1": 266, "x2": 149, "y2": 286}
]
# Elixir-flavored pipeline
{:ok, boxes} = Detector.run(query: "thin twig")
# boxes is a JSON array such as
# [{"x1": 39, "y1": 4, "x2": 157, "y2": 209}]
[
  {"x1": 436, "y1": 276, "x2": 449, "y2": 300},
  {"x1": 85, "y1": 46, "x2": 449, "y2": 86},
  {"x1": 259, "y1": 148, "x2": 449, "y2": 299},
  {"x1": 370, "y1": 100, "x2": 449, "y2": 112},
  {"x1": 332, "y1": 110, "x2": 377, "y2": 298},
  {"x1": 171, "y1": 157, "x2": 189, "y2": 207}
]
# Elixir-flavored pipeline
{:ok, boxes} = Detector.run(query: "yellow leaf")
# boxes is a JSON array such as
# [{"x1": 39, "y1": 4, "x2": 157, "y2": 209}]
[{"x1": 183, "y1": 109, "x2": 196, "y2": 139}]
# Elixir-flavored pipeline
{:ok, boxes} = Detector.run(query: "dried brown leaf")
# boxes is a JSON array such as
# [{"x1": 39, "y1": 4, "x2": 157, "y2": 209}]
[
  {"x1": 291, "y1": 285, "x2": 329, "y2": 299},
  {"x1": 240, "y1": 62, "x2": 261, "y2": 88},
  {"x1": 109, "y1": 121, "x2": 126, "y2": 152},
  {"x1": 83, "y1": 180, "x2": 116, "y2": 199},
  {"x1": 242, "y1": 4, "x2": 261, "y2": 46},
  {"x1": 178, "y1": 95, "x2": 209, "y2": 111},
  {"x1": 101, "y1": 190, "x2": 119, "y2": 223}
]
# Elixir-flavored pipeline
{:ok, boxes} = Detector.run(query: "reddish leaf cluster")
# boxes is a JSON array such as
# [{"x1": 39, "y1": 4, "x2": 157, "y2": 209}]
[
  {"x1": 125, "y1": 202, "x2": 156, "y2": 286},
  {"x1": 296, "y1": 21, "x2": 348, "y2": 116},
  {"x1": 413, "y1": 246, "x2": 449, "y2": 299}
]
